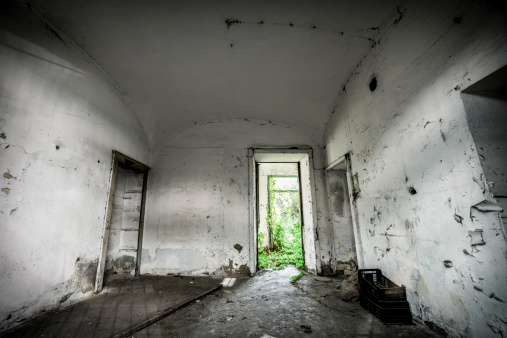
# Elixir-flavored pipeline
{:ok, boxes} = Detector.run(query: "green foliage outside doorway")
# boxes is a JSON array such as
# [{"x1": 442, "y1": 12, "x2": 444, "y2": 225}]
[{"x1": 258, "y1": 176, "x2": 304, "y2": 269}]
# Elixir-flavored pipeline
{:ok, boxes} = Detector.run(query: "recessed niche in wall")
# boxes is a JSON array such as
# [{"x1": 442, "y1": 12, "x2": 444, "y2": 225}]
[{"x1": 461, "y1": 65, "x2": 507, "y2": 230}]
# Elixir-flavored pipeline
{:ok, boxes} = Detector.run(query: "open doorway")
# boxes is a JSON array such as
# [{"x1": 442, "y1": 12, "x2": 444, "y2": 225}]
[
  {"x1": 325, "y1": 154, "x2": 361, "y2": 275},
  {"x1": 104, "y1": 167, "x2": 144, "y2": 276},
  {"x1": 248, "y1": 148, "x2": 319, "y2": 274},
  {"x1": 95, "y1": 151, "x2": 150, "y2": 293},
  {"x1": 257, "y1": 164, "x2": 304, "y2": 269}
]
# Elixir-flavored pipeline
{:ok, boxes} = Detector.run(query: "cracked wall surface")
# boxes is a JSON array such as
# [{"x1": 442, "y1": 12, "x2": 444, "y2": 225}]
[
  {"x1": 324, "y1": 1, "x2": 507, "y2": 336},
  {"x1": 0, "y1": 2, "x2": 149, "y2": 331},
  {"x1": 142, "y1": 120, "x2": 327, "y2": 276}
]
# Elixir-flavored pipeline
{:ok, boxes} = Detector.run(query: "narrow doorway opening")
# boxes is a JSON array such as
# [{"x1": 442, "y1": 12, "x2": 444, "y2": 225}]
[
  {"x1": 248, "y1": 148, "x2": 319, "y2": 275},
  {"x1": 95, "y1": 151, "x2": 150, "y2": 293},
  {"x1": 325, "y1": 154, "x2": 363, "y2": 273},
  {"x1": 105, "y1": 167, "x2": 144, "y2": 276},
  {"x1": 257, "y1": 164, "x2": 304, "y2": 270}
]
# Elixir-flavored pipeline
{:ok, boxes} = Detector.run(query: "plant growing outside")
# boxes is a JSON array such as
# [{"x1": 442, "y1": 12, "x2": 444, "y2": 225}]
[{"x1": 258, "y1": 176, "x2": 304, "y2": 270}]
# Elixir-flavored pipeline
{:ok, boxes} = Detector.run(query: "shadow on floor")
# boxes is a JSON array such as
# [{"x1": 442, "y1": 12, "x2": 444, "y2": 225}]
[
  {"x1": 3, "y1": 267, "x2": 440, "y2": 337},
  {"x1": 2, "y1": 275, "x2": 223, "y2": 338}
]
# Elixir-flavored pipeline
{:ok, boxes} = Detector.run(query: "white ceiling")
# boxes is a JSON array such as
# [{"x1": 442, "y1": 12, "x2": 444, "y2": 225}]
[{"x1": 29, "y1": 0, "x2": 402, "y2": 144}]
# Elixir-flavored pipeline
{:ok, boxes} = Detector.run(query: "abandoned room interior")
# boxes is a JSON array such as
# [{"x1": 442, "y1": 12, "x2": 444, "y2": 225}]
[{"x1": 0, "y1": 0, "x2": 506, "y2": 337}]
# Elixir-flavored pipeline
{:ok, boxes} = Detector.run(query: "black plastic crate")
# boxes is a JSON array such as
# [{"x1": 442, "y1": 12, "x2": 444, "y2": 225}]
[
  {"x1": 360, "y1": 294, "x2": 410, "y2": 309},
  {"x1": 358, "y1": 269, "x2": 407, "y2": 302},
  {"x1": 360, "y1": 294, "x2": 412, "y2": 324}
]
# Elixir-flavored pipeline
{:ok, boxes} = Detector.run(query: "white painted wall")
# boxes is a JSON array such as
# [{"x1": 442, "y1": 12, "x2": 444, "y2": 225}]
[
  {"x1": 142, "y1": 120, "x2": 327, "y2": 276},
  {"x1": 257, "y1": 163, "x2": 299, "y2": 248},
  {"x1": 324, "y1": 1, "x2": 507, "y2": 336},
  {"x1": 0, "y1": 4, "x2": 149, "y2": 331}
]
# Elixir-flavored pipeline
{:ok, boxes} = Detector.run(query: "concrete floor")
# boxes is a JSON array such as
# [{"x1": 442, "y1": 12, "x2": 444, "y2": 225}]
[{"x1": 4, "y1": 267, "x2": 440, "y2": 337}]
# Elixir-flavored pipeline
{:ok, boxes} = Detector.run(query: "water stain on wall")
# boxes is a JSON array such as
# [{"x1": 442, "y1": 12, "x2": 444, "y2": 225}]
[{"x1": 222, "y1": 260, "x2": 250, "y2": 276}]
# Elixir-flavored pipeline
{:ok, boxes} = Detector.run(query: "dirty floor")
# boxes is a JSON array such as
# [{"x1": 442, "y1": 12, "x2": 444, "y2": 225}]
[{"x1": 3, "y1": 267, "x2": 440, "y2": 337}]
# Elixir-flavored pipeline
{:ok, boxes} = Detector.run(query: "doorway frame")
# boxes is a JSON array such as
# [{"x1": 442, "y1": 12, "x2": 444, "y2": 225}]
[
  {"x1": 324, "y1": 153, "x2": 364, "y2": 269},
  {"x1": 94, "y1": 151, "x2": 150, "y2": 293},
  {"x1": 248, "y1": 147, "x2": 319, "y2": 275}
]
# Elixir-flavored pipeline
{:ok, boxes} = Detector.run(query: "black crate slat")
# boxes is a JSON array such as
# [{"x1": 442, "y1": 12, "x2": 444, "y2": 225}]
[
  {"x1": 358, "y1": 269, "x2": 407, "y2": 302},
  {"x1": 358, "y1": 269, "x2": 412, "y2": 325},
  {"x1": 360, "y1": 295, "x2": 412, "y2": 324}
]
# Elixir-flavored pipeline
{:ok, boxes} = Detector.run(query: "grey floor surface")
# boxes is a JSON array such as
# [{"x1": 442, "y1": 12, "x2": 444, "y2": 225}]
[{"x1": 3, "y1": 267, "x2": 440, "y2": 337}]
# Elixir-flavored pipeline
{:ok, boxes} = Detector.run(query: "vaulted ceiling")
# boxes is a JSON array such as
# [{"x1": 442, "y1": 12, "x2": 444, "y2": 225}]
[{"x1": 29, "y1": 0, "x2": 403, "y2": 143}]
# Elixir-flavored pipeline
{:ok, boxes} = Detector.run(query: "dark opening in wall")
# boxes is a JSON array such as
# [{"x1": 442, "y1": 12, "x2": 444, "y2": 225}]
[
  {"x1": 369, "y1": 77, "x2": 377, "y2": 92},
  {"x1": 461, "y1": 65, "x2": 507, "y2": 232}
]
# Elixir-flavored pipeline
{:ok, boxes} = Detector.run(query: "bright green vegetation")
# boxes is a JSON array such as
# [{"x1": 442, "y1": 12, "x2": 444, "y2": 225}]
[
  {"x1": 290, "y1": 272, "x2": 304, "y2": 283},
  {"x1": 258, "y1": 176, "x2": 304, "y2": 270}
]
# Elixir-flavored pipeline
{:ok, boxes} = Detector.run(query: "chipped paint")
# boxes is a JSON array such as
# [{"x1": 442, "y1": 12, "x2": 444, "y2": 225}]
[
  {"x1": 323, "y1": 1, "x2": 507, "y2": 336},
  {"x1": 142, "y1": 120, "x2": 325, "y2": 276},
  {"x1": 0, "y1": 3, "x2": 149, "y2": 331}
]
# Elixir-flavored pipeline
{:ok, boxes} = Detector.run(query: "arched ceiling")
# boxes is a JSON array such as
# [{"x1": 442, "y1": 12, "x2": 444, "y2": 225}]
[{"x1": 28, "y1": 0, "x2": 403, "y2": 145}]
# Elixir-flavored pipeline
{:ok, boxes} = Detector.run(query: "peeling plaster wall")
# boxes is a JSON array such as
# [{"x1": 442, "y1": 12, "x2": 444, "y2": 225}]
[
  {"x1": 324, "y1": 1, "x2": 507, "y2": 336},
  {"x1": 0, "y1": 2, "x2": 149, "y2": 331},
  {"x1": 142, "y1": 120, "x2": 327, "y2": 276},
  {"x1": 462, "y1": 92, "x2": 507, "y2": 195}
]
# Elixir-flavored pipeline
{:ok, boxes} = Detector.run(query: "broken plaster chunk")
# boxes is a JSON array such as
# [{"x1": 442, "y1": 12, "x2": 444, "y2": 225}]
[
  {"x1": 468, "y1": 229, "x2": 485, "y2": 246},
  {"x1": 443, "y1": 260, "x2": 453, "y2": 268},
  {"x1": 493, "y1": 295, "x2": 505, "y2": 303},
  {"x1": 453, "y1": 214, "x2": 464, "y2": 224},
  {"x1": 472, "y1": 200, "x2": 503, "y2": 212},
  {"x1": 473, "y1": 284, "x2": 484, "y2": 291},
  {"x1": 487, "y1": 321, "x2": 500, "y2": 333}
]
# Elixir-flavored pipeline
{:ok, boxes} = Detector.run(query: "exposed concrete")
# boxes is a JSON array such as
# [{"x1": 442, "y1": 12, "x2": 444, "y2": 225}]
[
  {"x1": 0, "y1": 2, "x2": 149, "y2": 332},
  {"x1": 137, "y1": 267, "x2": 438, "y2": 337},
  {"x1": 2, "y1": 268, "x2": 441, "y2": 337},
  {"x1": 324, "y1": 1, "x2": 507, "y2": 336}
]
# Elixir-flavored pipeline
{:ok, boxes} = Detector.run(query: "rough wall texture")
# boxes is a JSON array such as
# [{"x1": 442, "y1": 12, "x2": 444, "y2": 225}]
[
  {"x1": 105, "y1": 168, "x2": 144, "y2": 276},
  {"x1": 142, "y1": 120, "x2": 327, "y2": 276},
  {"x1": 324, "y1": 1, "x2": 507, "y2": 336},
  {"x1": 0, "y1": 2, "x2": 149, "y2": 331},
  {"x1": 326, "y1": 169, "x2": 356, "y2": 275}
]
